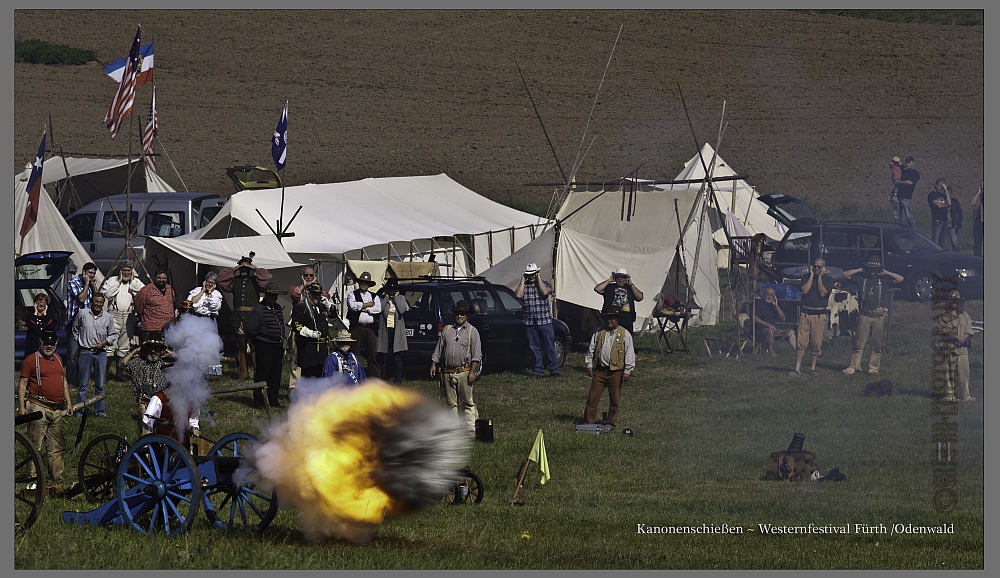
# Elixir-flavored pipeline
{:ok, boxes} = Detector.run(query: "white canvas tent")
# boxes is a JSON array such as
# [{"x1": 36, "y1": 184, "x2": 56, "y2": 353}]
[
  {"x1": 15, "y1": 164, "x2": 104, "y2": 285},
  {"x1": 39, "y1": 156, "x2": 178, "y2": 214},
  {"x1": 482, "y1": 180, "x2": 722, "y2": 333}
]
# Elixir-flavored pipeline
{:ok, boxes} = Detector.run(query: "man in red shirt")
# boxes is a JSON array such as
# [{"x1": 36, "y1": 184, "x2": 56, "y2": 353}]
[
  {"x1": 133, "y1": 268, "x2": 177, "y2": 343},
  {"x1": 18, "y1": 331, "x2": 73, "y2": 495}
]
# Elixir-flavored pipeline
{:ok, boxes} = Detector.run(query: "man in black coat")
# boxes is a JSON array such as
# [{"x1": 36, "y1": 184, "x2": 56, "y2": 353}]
[
  {"x1": 247, "y1": 282, "x2": 285, "y2": 408},
  {"x1": 291, "y1": 283, "x2": 330, "y2": 378}
]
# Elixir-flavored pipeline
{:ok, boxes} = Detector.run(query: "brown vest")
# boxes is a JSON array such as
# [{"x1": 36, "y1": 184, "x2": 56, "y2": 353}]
[{"x1": 594, "y1": 326, "x2": 628, "y2": 371}]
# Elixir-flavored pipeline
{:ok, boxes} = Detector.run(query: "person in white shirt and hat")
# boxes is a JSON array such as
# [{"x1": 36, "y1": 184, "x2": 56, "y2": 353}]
[
  {"x1": 102, "y1": 259, "x2": 145, "y2": 381},
  {"x1": 594, "y1": 268, "x2": 644, "y2": 334}
]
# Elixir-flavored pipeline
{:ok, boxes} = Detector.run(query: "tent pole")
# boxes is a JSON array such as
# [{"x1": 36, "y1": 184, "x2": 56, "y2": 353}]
[
  {"x1": 731, "y1": 177, "x2": 737, "y2": 213},
  {"x1": 550, "y1": 221, "x2": 561, "y2": 320},
  {"x1": 452, "y1": 238, "x2": 457, "y2": 279}
]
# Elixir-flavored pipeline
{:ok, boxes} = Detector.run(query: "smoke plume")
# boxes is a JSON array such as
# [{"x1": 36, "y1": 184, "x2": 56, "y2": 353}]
[
  {"x1": 253, "y1": 380, "x2": 471, "y2": 543},
  {"x1": 163, "y1": 314, "x2": 222, "y2": 443}
]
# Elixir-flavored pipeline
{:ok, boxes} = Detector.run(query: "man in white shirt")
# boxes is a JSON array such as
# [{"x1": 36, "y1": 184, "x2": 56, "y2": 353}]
[
  {"x1": 346, "y1": 271, "x2": 382, "y2": 379},
  {"x1": 583, "y1": 306, "x2": 635, "y2": 428},
  {"x1": 102, "y1": 260, "x2": 145, "y2": 381}
]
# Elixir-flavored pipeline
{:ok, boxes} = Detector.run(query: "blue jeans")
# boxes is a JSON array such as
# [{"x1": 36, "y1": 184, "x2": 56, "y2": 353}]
[
  {"x1": 893, "y1": 198, "x2": 916, "y2": 229},
  {"x1": 947, "y1": 225, "x2": 960, "y2": 251},
  {"x1": 76, "y1": 349, "x2": 107, "y2": 416},
  {"x1": 525, "y1": 322, "x2": 559, "y2": 375},
  {"x1": 931, "y1": 220, "x2": 949, "y2": 247}
]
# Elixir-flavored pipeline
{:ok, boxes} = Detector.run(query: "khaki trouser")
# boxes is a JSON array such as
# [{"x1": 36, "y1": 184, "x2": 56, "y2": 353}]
[
  {"x1": 795, "y1": 312, "x2": 827, "y2": 355},
  {"x1": 110, "y1": 310, "x2": 138, "y2": 358},
  {"x1": 945, "y1": 353, "x2": 971, "y2": 400},
  {"x1": 26, "y1": 400, "x2": 67, "y2": 488},
  {"x1": 288, "y1": 337, "x2": 300, "y2": 389},
  {"x1": 847, "y1": 313, "x2": 885, "y2": 372},
  {"x1": 440, "y1": 370, "x2": 477, "y2": 432},
  {"x1": 584, "y1": 367, "x2": 623, "y2": 426}
]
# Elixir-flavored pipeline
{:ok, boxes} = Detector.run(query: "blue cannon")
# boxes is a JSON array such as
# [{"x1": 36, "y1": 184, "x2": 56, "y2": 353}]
[{"x1": 63, "y1": 433, "x2": 277, "y2": 536}]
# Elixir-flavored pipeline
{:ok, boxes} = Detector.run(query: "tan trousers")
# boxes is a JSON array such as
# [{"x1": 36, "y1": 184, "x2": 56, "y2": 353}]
[
  {"x1": 584, "y1": 368, "x2": 623, "y2": 426},
  {"x1": 946, "y1": 353, "x2": 971, "y2": 400},
  {"x1": 847, "y1": 313, "x2": 885, "y2": 372},
  {"x1": 288, "y1": 337, "x2": 300, "y2": 389},
  {"x1": 110, "y1": 310, "x2": 137, "y2": 358},
  {"x1": 795, "y1": 313, "x2": 827, "y2": 355},
  {"x1": 440, "y1": 370, "x2": 477, "y2": 432},
  {"x1": 26, "y1": 400, "x2": 67, "y2": 488}
]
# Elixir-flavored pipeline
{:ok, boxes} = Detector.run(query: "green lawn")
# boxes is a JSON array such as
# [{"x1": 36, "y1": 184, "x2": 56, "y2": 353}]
[{"x1": 14, "y1": 298, "x2": 983, "y2": 569}]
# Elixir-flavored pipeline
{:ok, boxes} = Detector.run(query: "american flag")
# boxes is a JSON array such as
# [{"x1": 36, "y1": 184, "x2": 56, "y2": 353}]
[
  {"x1": 104, "y1": 26, "x2": 141, "y2": 139},
  {"x1": 142, "y1": 86, "x2": 157, "y2": 172}
]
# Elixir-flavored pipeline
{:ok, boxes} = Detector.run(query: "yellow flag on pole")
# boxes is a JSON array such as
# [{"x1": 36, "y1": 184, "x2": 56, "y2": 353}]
[{"x1": 527, "y1": 429, "x2": 551, "y2": 484}]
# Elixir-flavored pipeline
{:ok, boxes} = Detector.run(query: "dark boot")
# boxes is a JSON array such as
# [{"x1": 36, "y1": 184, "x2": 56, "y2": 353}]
[{"x1": 236, "y1": 350, "x2": 249, "y2": 380}]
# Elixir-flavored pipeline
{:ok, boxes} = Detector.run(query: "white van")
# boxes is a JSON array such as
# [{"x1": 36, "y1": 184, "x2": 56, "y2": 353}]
[{"x1": 66, "y1": 192, "x2": 227, "y2": 274}]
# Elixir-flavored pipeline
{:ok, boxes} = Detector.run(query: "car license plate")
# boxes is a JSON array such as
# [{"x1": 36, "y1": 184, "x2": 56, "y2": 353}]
[{"x1": 405, "y1": 329, "x2": 414, "y2": 337}]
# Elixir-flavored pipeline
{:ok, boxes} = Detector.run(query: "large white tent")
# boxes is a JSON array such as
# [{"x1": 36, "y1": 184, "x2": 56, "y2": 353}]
[{"x1": 40, "y1": 156, "x2": 179, "y2": 214}]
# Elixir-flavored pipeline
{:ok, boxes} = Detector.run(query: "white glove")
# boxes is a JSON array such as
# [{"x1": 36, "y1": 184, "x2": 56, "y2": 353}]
[{"x1": 299, "y1": 327, "x2": 320, "y2": 339}]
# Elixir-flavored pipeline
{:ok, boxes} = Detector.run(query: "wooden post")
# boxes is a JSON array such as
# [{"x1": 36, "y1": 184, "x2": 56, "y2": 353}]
[
  {"x1": 731, "y1": 176, "x2": 737, "y2": 213},
  {"x1": 510, "y1": 457, "x2": 531, "y2": 505}
]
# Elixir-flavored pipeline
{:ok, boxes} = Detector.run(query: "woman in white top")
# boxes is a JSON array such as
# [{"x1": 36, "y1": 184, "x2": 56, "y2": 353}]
[{"x1": 187, "y1": 271, "x2": 223, "y2": 319}]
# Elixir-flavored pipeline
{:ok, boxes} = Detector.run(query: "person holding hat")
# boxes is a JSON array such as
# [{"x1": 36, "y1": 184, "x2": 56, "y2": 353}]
[
  {"x1": 927, "y1": 178, "x2": 953, "y2": 247},
  {"x1": 937, "y1": 290, "x2": 975, "y2": 402},
  {"x1": 121, "y1": 331, "x2": 174, "y2": 418},
  {"x1": 323, "y1": 330, "x2": 367, "y2": 385},
  {"x1": 18, "y1": 330, "x2": 73, "y2": 495},
  {"x1": 248, "y1": 281, "x2": 286, "y2": 408},
  {"x1": 583, "y1": 306, "x2": 635, "y2": 428},
  {"x1": 217, "y1": 253, "x2": 272, "y2": 379},
  {"x1": 347, "y1": 271, "x2": 382, "y2": 379},
  {"x1": 516, "y1": 263, "x2": 560, "y2": 377},
  {"x1": 888, "y1": 156, "x2": 903, "y2": 212},
  {"x1": 594, "y1": 268, "x2": 644, "y2": 334},
  {"x1": 430, "y1": 300, "x2": 483, "y2": 435},
  {"x1": 292, "y1": 282, "x2": 331, "y2": 378},
  {"x1": 895, "y1": 156, "x2": 920, "y2": 229},
  {"x1": 102, "y1": 259, "x2": 145, "y2": 381},
  {"x1": 840, "y1": 256, "x2": 904, "y2": 376},
  {"x1": 376, "y1": 279, "x2": 408, "y2": 385}
]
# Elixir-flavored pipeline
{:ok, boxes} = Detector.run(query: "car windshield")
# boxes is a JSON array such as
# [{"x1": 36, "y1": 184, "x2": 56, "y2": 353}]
[{"x1": 888, "y1": 228, "x2": 942, "y2": 255}]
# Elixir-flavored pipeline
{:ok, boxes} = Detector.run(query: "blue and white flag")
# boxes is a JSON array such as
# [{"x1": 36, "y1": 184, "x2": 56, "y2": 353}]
[{"x1": 272, "y1": 101, "x2": 288, "y2": 172}]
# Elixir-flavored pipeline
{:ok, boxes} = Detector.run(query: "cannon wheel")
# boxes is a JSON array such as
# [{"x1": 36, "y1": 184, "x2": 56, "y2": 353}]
[
  {"x1": 203, "y1": 433, "x2": 278, "y2": 533},
  {"x1": 15, "y1": 431, "x2": 46, "y2": 532},
  {"x1": 78, "y1": 434, "x2": 129, "y2": 503},
  {"x1": 116, "y1": 435, "x2": 201, "y2": 536},
  {"x1": 453, "y1": 471, "x2": 484, "y2": 504}
]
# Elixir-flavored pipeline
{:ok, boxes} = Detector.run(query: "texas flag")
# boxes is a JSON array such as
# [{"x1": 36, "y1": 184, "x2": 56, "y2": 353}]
[
  {"x1": 19, "y1": 131, "x2": 47, "y2": 238},
  {"x1": 105, "y1": 40, "x2": 154, "y2": 87}
]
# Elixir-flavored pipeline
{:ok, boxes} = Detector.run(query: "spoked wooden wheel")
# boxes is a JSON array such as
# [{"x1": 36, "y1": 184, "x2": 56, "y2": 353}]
[
  {"x1": 78, "y1": 434, "x2": 129, "y2": 503},
  {"x1": 14, "y1": 431, "x2": 46, "y2": 532},
  {"x1": 116, "y1": 435, "x2": 201, "y2": 536},
  {"x1": 203, "y1": 433, "x2": 278, "y2": 533},
  {"x1": 453, "y1": 471, "x2": 484, "y2": 504}
]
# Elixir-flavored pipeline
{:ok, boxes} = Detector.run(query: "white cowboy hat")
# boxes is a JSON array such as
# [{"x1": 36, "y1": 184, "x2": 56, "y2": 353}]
[{"x1": 523, "y1": 263, "x2": 541, "y2": 275}]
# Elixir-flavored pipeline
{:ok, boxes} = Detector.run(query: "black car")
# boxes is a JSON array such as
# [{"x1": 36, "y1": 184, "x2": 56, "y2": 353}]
[
  {"x1": 770, "y1": 221, "x2": 983, "y2": 301},
  {"x1": 15, "y1": 251, "x2": 72, "y2": 359},
  {"x1": 394, "y1": 278, "x2": 570, "y2": 374}
]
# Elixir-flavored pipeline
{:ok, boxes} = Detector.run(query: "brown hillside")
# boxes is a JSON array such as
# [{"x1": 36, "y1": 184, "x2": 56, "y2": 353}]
[{"x1": 14, "y1": 10, "x2": 984, "y2": 215}]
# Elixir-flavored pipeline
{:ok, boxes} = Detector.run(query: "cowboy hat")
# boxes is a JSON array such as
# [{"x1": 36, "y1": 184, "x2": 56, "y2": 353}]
[
  {"x1": 863, "y1": 255, "x2": 883, "y2": 270},
  {"x1": 263, "y1": 281, "x2": 282, "y2": 295},
  {"x1": 601, "y1": 306, "x2": 624, "y2": 319},
  {"x1": 357, "y1": 272, "x2": 374, "y2": 286},
  {"x1": 40, "y1": 330, "x2": 58, "y2": 345},
  {"x1": 141, "y1": 331, "x2": 167, "y2": 350},
  {"x1": 614, "y1": 268, "x2": 630, "y2": 278},
  {"x1": 305, "y1": 282, "x2": 325, "y2": 295},
  {"x1": 451, "y1": 300, "x2": 476, "y2": 315},
  {"x1": 891, "y1": 156, "x2": 901, "y2": 163},
  {"x1": 523, "y1": 263, "x2": 541, "y2": 275},
  {"x1": 333, "y1": 329, "x2": 356, "y2": 343}
]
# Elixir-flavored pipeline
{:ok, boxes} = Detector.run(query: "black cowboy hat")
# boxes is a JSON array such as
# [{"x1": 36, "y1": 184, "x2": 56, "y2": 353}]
[
  {"x1": 264, "y1": 281, "x2": 283, "y2": 295},
  {"x1": 142, "y1": 331, "x2": 167, "y2": 351},
  {"x1": 451, "y1": 300, "x2": 476, "y2": 315},
  {"x1": 863, "y1": 255, "x2": 883, "y2": 270},
  {"x1": 40, "y1": 330, "x2": 58, "y2": 345},
  {"x1": 357, "y1": 272, "x2": 374, "y2": 286},
  {"x1": 601, "y1": 306, "x2": 624, "y2": 319}
]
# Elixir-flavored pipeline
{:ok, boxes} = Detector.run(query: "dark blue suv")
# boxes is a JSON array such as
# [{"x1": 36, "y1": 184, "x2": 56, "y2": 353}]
[
  {"x1": 395, "y1": 278, "x2": 570, "y2": 374},
  {"x1": 15, "y1": 251, "x2": 72, "y2": 359}
]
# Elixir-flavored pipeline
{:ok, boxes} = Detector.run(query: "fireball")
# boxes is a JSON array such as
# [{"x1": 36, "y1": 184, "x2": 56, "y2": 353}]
[{"x1": 253, "y1": 379, "x2": 470, "y2": 542}]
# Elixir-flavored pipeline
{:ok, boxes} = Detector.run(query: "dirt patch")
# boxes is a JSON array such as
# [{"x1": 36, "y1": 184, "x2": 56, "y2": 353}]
[{"x1": 14, "y1": 10, "x2": 983, "y2": 216}]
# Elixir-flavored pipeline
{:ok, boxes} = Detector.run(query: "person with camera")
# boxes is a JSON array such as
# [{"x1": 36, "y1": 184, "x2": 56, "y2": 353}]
[
  {"x1": 937, "y1": 290, "x2": 975, "y2": 402},
  {"x1": 292, "y1": 283, "x2": 331, "y2": 379},
  {"x1": 840, "y1": 255, "x2": 904, "y2": 376},
  {"x1": 888, "y1": 156, "x2": 902, "y2": 222},
  {"x1": 789, "y1": 258, "x2": 833, "y2": 377},
  {"x1": 515, "y1": 263, "x2": 560, "y2": 378},
  {"x1": 971, "y1": 180, "x2": 984, "y2": 257},
  {"x1": 65, "y1": 262, "x2": 98, "y2": 388},
  {"x1": 927, "y1": 178, "x2": 953, "y2": 247},
  {"x1": 594, "y1": 268, "x2": 644, "y2": 334},
  {"x1": 749, "y1": 286, "x2": 794, "y2": 356}
]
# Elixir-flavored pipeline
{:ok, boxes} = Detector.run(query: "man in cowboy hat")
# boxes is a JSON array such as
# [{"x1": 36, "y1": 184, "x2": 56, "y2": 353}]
[
  {"x1": 217, "y1": 253, "x2": 272, "y2": 379},
  {"x1": 288, "y1": 264, "x2": 339, "y2": 390},
  {"x1": 102, "y1": 259, "x2": 145, "y2": 382},
  {"x1": 18, "y1": 330, "x2": 73, "y2": 495},
  {"x1": 121, "y1": 331, "x2": 174, "y2": 416},
  {"x1": 347, "y1": 271, "x2": 382, "y2": 379},
  {"x1": 516, "y1": 263, "x2": 560, "y2": 377},
  {"x1": 323, "y1": 330, "x2": 367, "y2": 385},
  {"x1": 248, "y1": 281, "x2": 286, "y2": 408},
  {"x1": 937, "y1": 290, "x2": 975, "y2": 402},
  {"x1": 583, "y1": 306, "x2": 635, "y2": 428},
  {"x1": 594, "y1": 268, "x2": 644, "y2": 334},
  {"x1": 376, "y1": 279, "x2": 408, "y2": 385},
  {"x1": 292, "y1": 282, "x2": 331, "y2": 379},
  {"x1": 841, "y1": 255, "x2": 904, "y2": 376},
  {"x1": 430, "y1": 300, "x2": 483, "y2": 435}
]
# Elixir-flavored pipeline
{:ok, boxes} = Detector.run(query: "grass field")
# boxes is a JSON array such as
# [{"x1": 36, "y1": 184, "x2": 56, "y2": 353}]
[{"x1": 13, "y1": 296, "x2": 983, "y2": 569}]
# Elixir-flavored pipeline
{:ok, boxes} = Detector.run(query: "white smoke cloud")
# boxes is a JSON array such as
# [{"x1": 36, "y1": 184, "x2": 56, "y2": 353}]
[
  {"x1": 288, "y1": 374, "x2": 353, "y2": 405},
  {"x1": 163, "y1": 315, "x2": 222, "y2": 443}
]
